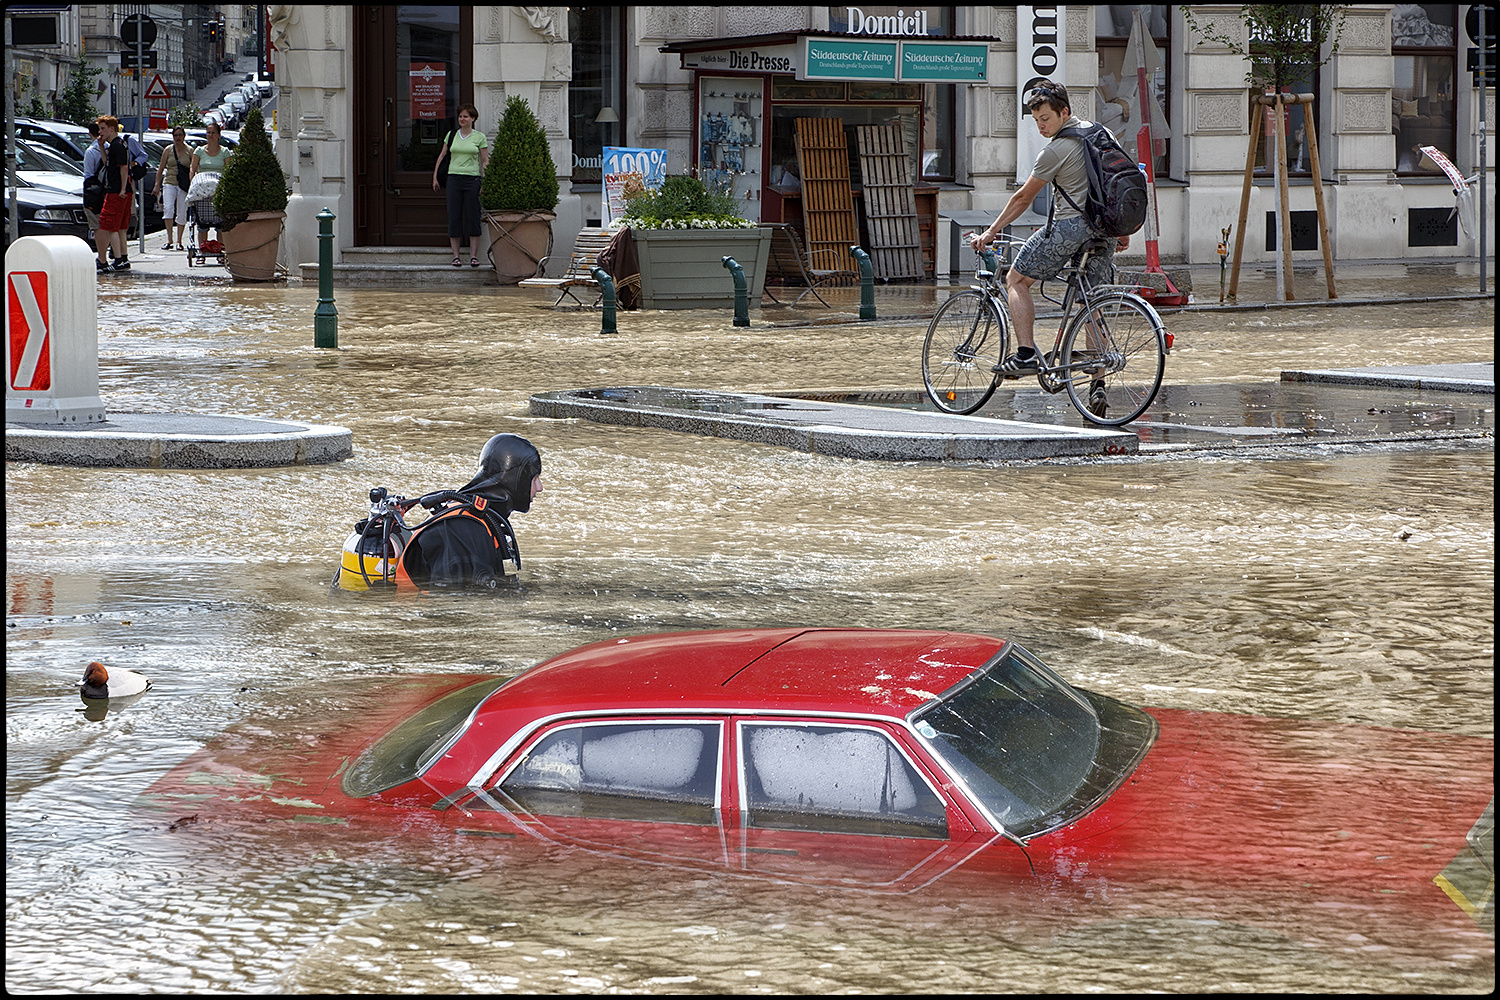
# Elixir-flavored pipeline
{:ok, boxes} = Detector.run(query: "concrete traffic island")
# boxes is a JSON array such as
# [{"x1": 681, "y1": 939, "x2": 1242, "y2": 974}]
[
  {"x1": 6, "y1": 412, "x2": 353, "y2": 468},
  {"x1": 530, "y1": 386, "x2": 1138, "y2": 461},
  {"x1": 1281, "y1": 362, "x2": 1494, "y2": 394},
  {"x1": 5, "y1": 236, "x2": 352, "y2": 470}
]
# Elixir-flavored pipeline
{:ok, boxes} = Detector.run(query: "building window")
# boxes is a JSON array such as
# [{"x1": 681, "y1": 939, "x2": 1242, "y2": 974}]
[
  {"x1": 1095, "y1": 6, "x2": 1172, "y2": 179},
  {"x1": 569, "y1": 7, "x2": 623, "y2": 185},
  {"x1": 1391, "y1": 4, "x2": 1457, "y2": 175}
]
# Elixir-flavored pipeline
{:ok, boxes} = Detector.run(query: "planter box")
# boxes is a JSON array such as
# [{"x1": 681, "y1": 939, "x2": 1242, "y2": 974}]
[{"x1": 633, "y1": 228, "x2": 771, "y2": 309}]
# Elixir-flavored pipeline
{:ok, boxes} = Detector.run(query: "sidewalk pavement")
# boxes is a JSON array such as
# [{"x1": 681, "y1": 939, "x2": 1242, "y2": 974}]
[{"x1": 100, "y1": 234, "x2": 1492, "y2": 316}]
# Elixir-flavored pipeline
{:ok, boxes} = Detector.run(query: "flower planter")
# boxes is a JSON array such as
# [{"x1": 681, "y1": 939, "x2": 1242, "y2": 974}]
[
  {"x1": 632, "y1": 228, "x2": 772, "y2": 310},
  {"x1": 486, "y1": 210, "x2": 556, "y2": 285},
  {"x1": 222, "y1": 210, "x2": 285, "y2": 282}
]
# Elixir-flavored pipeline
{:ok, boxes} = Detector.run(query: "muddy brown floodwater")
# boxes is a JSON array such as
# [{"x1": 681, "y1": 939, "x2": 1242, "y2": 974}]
[{"x1": 5, "y1": 284, "x2": 1494, "y2": 992}]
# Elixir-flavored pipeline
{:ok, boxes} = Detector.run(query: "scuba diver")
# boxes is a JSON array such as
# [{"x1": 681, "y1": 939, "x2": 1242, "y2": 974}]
[{"x1": 334, "y1": 433, "x2": 543, "y2": 593}]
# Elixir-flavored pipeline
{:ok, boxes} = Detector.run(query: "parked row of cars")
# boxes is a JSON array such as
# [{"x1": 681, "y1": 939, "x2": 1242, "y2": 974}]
[
  {"x1": 8, "y1": 117, "x2": 243, "y2": 244},
  {"x1": 204, "y1": 76, "x2": 273, "y2": 129}
]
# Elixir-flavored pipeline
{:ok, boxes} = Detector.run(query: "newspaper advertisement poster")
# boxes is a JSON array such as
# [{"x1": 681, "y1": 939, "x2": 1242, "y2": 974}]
[{"x1": 604, "y1": 147, "x2": 669, "y2": 225}]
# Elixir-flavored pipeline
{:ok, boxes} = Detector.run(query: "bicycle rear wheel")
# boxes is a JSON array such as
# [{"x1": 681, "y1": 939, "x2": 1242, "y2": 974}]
[
  {"x1": 922, "y1": 291, "x2": 1006, "y2": 415},
  {"x1": 1058, "y1": 294, "x2": 1166, "y2": 425}
]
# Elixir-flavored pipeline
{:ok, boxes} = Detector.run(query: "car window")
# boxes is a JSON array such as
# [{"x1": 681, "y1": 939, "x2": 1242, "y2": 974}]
[
  {"x1": 496, "y1": 722, "x2": 721, "y2": 825},
  {"x1": 341, "y1": 677, "x2": 508, "y2": 797},
  {"x1": 739, "y1": 722, "x2": 949, "y2": 839},
  {"x1": 912, "y1": 642, "x2": 1155, "y2": 839},
  {"x1": 17, "y1": 141, "x2": 82, "y2": 175}
]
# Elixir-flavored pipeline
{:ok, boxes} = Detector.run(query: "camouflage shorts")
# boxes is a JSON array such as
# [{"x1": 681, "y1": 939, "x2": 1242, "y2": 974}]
[{"x1": 1012, "y1": 216, "x2": 1115, "y2": 286}]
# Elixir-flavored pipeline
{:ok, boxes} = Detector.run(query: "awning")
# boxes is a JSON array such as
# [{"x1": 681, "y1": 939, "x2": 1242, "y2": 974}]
[{"x1": 660, "y1": 31, "x2": 997, "y2": 84}]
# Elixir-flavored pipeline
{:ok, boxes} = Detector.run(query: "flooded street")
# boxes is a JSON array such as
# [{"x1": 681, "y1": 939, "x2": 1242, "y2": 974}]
[{"x1": 6, "y1": 283, "x2": 1494, "y2": 992}]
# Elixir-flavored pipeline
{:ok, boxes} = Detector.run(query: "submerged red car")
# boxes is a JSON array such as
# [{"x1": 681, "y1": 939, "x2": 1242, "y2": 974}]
[{"x1": 144, "y1": 628, "x2": 1493, "y2": 950}]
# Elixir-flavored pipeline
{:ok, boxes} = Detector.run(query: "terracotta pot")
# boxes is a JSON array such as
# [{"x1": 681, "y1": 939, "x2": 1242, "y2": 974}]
[
  {"x1": 222, "y1": 210, "x2": 285, "y2": 282},
  {"x1": 485, "y1": 210, "x2": 556, "y2": 285}
]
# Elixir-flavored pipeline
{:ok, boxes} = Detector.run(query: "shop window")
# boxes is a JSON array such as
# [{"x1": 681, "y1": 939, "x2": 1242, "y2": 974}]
[
  {"x1": 1095, "y1": 5, "x2": 1171, "y2": 178},
  {"x1": 569, "y1": 7, "x2": 623, "y2": 185},
  {"x1": 1392, "y1": 4, "x2": 1457, "y2": 175}
]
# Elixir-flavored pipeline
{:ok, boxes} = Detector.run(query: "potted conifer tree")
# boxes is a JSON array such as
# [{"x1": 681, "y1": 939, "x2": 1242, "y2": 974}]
[
  {"x1": 213, "y1": 107, "x2": 289, "y2": 281},
  {"x1": 481, "y1": 95, "x2": 560, "y2": 284}
]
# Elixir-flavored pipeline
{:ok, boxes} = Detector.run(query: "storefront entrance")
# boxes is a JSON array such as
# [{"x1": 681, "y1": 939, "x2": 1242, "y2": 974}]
[{"x1": 352, "y1": 5, "x2": 473, "y2": 246}]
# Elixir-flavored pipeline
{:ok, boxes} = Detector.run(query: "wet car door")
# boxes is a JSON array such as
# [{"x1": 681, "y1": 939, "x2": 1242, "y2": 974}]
[
  {"x1": 449, "y1": 717, "x2": 733, "y2": 871},
  {"x1": 727, "y1": 718, "x2": 1029, "y2": 891}
]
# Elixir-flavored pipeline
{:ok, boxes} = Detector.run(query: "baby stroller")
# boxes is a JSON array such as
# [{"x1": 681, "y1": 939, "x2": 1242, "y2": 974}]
[{"x1": 185, "y1": 172, "x2": 226, "y2": 267}]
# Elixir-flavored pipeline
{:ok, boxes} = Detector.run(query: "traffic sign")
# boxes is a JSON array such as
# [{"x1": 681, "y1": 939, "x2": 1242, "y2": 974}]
[
  {"x1": 9, "y1": 271, "x2": 53, "y2": 393},
  {"x1": 145, "y1": 74, "x2": 171, "y2": 100},
  {"x1": 120, "y1": 13, "x2": 157, "y2": 48},
  {"x1": 120, "y1": 50, "x2": 158, "y2": 70}
]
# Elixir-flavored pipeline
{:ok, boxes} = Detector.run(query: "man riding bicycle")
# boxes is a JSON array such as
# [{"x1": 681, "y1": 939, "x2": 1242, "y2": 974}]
[{"x1": 968, "y1": 83, "x2": 1130, "y2": 384}]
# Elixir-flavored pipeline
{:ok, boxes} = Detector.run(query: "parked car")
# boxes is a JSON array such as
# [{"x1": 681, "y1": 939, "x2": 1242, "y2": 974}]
[
  {"x1": 13, "y1": 139, "x2": 85, "y2": 195},
  {"x1": 141, "y1": 628, "x2": 1493, "y2": 953},
  {"x1": 15, "y1": 117, "x2": 92, "y2": 165},
  {"x1": 3, "y1": 177, "x2": 90, "y2": 244}
]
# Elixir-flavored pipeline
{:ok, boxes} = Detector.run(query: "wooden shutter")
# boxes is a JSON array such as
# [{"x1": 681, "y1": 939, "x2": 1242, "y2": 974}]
[
  {"x1": 854, "y1": 124, "x2": 923, "y2": 280},
  {"x1": 794, "y1": 118, "x2": 858, "y2": 273}
]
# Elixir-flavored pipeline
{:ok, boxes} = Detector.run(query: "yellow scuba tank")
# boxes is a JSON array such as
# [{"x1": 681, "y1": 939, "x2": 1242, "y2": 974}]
[{"x1": 332, "y1": 487, "x2": 415, "y2": 592}]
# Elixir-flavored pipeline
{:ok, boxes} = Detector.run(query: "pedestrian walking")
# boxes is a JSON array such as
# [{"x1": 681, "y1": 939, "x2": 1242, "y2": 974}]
[
  {"x1": 431, "y1": 104, "x2": 489, "y2": 267},
  {"x1": 94, "y1": 116, "x2": 134, "y2": 273},
  {"x1": 154, "y1": 125, "x2": 192, "y2": 250},
  {"x1": 190, "y1": 123, "x2": 233, "y2": 247}
]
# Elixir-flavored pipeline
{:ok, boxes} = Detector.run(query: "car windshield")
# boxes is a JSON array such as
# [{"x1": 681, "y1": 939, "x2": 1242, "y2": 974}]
[
  {"x1": 16, "y1": 141, "x2": 82, "y2": 175},
  {"x1": 341, "y1": 677, "x2": 507, "y2": 797},
  {"x1": 912, "y1": 643, "x2": 1156, "y2": 839}
]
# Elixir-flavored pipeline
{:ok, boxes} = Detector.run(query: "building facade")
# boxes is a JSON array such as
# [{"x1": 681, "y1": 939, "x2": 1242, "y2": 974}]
[{"x1": 262, "y1": 5, "x2": 1494, "y2": 276}]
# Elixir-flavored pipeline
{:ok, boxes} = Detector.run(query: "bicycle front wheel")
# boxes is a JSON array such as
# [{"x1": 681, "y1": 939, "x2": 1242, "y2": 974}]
[
  {"x1": 1058, "y1": 294, "x2": 1166, "y2": 425},
  {"x1": 922, "y1": 291, "x2": 1006, "y2": 415}
]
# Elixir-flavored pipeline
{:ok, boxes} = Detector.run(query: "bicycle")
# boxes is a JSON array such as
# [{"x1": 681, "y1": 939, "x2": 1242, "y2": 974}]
[{"x1": 921, "y1": 235, "x2": 1168, "y2": 425}]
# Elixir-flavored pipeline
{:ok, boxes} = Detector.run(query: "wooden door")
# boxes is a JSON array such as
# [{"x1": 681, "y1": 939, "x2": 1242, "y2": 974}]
[{"x1": 353, "y1": 6, "x2": 473, "y2": 246}]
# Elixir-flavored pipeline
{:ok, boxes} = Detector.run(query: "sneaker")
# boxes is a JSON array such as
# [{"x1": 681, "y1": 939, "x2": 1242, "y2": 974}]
[
  {"x1": 992, "y1": 349, "x2": 1041, "y2": 377},
  {"x1": 1087, "y1": 380, "x2": 1108, "y2": 418},
  {"x1": 96, "y1": 259, "x2": 110, "y2": 274},
  {"x1": 112, "y1": 257, "x2": 131, "y2": 271}
]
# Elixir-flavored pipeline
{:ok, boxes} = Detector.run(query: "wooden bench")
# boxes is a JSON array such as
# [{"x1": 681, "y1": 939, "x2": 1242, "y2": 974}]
[
  {"x1": 519, "y1": 228, "x2": 637, "y2": 307},
  {"x1": 761, "y1": 223, "x2": 857, "y2": 307}
]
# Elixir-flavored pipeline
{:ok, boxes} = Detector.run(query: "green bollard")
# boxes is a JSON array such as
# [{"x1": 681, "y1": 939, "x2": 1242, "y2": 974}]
[
  {"x1": 590, "y1": 266, "x2": 617, "y2": 335},
  {"x1": 722, "y1": 255, "x2": 749, "y2": 327},
  {"x1": 314, "y1": 209, "x2": 338, "y2": 348},
  {"x1": 850, "y1": 246, "x2": 875, "y2": 320}
]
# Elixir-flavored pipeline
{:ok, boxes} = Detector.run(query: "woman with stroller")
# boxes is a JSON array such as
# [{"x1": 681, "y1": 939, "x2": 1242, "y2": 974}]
[{"x1": 189, "y1": 122, "x2": 232, "y2": 249}]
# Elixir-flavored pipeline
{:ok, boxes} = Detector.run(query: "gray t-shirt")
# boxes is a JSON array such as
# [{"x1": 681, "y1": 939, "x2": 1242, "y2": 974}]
[{"x1": 1031, "y1": 119, "x2": 1092, "y2": 221}]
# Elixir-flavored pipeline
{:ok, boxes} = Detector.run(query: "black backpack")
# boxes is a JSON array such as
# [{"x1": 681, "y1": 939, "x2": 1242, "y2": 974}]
[{"x1": 1051, "y1": 121, "x2": 1148, "y2": 238}]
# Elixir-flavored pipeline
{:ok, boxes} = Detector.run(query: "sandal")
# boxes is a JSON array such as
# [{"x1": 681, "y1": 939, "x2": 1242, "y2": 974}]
[
  {"x1": 470, "y1": 256, "x2": 480, "y2": 267},
  {"x1": 451, "y1": 257, "x2": 462, "y2": 267}
]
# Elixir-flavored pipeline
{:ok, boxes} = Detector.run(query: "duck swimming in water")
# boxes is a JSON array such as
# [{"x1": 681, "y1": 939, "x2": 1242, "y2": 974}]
[{"x1": 78, "y1": 661, "x2": 151, "y2": 700}]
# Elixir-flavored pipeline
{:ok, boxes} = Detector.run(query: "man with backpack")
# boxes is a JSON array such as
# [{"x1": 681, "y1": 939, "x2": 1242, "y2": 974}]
[{"x1": 968, "y1": 82, "x2": 1142, "y2": 379}]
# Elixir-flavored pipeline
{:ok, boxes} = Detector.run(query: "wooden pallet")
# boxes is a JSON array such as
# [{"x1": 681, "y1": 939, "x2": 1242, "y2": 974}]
[
  {"x1": 793, "y1": 118, "x2": 859, "y2": 273},
  {"x1": 854, "y1": 124, "x2": 923, "y2": 280}
]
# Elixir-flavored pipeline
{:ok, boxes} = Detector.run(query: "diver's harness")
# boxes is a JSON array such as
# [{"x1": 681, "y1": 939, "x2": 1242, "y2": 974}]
[{"x1": 346, "y1": 485, "x2": 520, "y2": 590}]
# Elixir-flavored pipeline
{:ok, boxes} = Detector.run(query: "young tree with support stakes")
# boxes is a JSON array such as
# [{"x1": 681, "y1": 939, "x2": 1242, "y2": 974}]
[{"x1": 1181, "y1": 4, "x2": 1349, "y2": 301}]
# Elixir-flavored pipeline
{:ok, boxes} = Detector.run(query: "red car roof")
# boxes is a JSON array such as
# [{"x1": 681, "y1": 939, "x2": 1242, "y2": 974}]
[
  {"x1": 425, "y1": 629, "x2": 1008, "y2": 788},
  {"x1": 487, "y1": 627, "x2": 1005, "y2": 718}
]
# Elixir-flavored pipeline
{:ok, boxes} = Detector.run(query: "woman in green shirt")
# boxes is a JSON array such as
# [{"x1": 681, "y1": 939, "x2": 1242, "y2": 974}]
[
  {"x1": 432, "y1": 103, "x2": 489, "y2": 266},
  {"x1": 190, "y1": 123, "x2": 233, "y2": 246}
]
